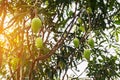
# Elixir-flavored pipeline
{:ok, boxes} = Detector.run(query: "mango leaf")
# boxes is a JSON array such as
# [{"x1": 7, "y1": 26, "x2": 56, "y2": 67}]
[
  {"x1": 115, "y1": 32, "x2": 119, "y2": 42},
  {"x1": 114, "y1": 20, "x2": 120, "y2": 25}
]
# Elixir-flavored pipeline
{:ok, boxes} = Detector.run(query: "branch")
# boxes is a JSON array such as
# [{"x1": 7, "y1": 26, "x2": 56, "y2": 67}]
[
  {"x1": 8, "y1": 62, "x2": 15, "y2": 80},
  {"x1": 0, "y1": 0, "x2": 7, "y2": 34},
  {"x1": 77, "y1": 67, "x2": 88, "y2": 78},
  {"x1": 62, "y1": 69, "x2": 68, "y2": 80},
  {"x1": 28, "y1": 7, "x2": 83, "y2": 79},
  {"x1": 35, "y1": 18, "x2": 75, "y2": 61},
  {"x1": 35, "y1": 8, "x2": 82, "y2": 61},
  {"x1": 29, "y1": 60, "x2": 36, "y2": 80}
]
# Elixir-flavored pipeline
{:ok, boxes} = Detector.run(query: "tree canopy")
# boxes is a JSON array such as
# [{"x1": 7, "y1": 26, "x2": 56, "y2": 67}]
[{"x1": 0, "y1": 0, "x2": 120, "y2": 80}]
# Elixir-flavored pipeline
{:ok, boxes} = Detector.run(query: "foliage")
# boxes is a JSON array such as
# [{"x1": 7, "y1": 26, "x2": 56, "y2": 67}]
[{"x1": 0, "y1": 0, "x2": 120, "y2": 80}]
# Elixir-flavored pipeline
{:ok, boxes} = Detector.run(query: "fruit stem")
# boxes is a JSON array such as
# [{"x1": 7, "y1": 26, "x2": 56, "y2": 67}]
[
  {"x1": 34, "y1": 8, "x2": 38, "y2": 18},
  {"x1": 34, "y1": 0, "x2": 38, "y2": 18}
]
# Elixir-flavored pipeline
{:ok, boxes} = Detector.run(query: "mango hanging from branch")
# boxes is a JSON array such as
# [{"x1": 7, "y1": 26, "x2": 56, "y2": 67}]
[
  {"x1": 73, "y1": 38, "x2": 79, "y2": 48},
  {"x1": 35, "y1": 37, "x2": 43, "y2": 49},
  {"x1": 31, "y1": 18, "x2": 42, "y2": 33},
  {"x1": 84, "y1": 49, "x2": 91, "y2": 60},
  {"x1": 88, "y1": 38, "x2": 94, "y2": 48}
]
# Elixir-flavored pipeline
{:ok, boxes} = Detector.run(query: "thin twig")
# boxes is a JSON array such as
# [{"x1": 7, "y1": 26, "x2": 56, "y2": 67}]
[
  {"x1": 77, "y1": 67, "x2": 88, "y2": 78},
  {"x1": 62, "y1": 69, "x2": 68, "y2": 80}
]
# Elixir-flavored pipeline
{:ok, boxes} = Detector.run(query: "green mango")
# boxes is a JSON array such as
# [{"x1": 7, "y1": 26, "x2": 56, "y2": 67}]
[
  {"x1": 31, "y1": 18, "x2": 42, "y2": 33},
  {"x1": 84, "y1": 49, "x2": 91, "y2": 60},
  {"x1": 73, "y1": 38, "x2": 79, "y2": 48}
]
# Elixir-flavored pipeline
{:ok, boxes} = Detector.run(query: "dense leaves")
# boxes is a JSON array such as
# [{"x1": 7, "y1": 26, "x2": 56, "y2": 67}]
[{"x1": 0, "y1": 0, "x2": 120, "y2": 80}]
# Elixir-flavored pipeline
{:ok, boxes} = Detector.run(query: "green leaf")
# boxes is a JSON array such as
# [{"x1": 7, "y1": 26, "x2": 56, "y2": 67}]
[
  {"x1": 114, "y1": 20, "x2": 120, "y2": 25},
  {"x1": 69, "y1": 11, "x2": 73, "y2": 17},
  {"x1": 115, "y1": 32, "x2": 119, "y2": 42}
]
